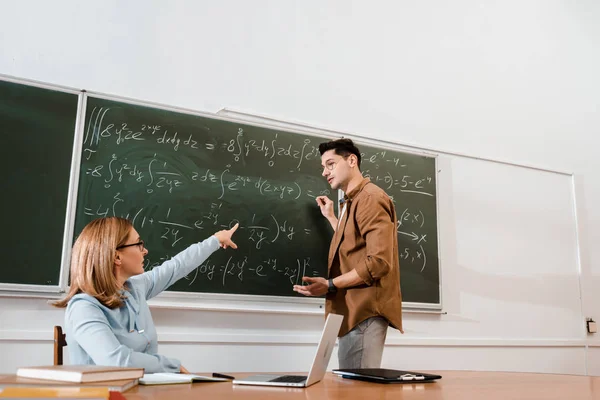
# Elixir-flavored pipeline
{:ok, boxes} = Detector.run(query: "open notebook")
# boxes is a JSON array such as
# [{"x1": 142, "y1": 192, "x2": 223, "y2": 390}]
[{"x1": 233, "y1": 313, "x2": 343, "y2": 388}]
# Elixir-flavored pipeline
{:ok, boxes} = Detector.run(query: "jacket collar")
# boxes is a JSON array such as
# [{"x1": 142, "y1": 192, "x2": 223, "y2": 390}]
[{"x1": 341, "y1": 177, "x2": 371, "y2": 205}]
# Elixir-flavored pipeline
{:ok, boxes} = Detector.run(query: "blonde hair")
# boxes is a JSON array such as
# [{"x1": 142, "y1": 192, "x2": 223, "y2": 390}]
[{"x1": 53, "y1": 217, "x2": 133, "y2": 309}]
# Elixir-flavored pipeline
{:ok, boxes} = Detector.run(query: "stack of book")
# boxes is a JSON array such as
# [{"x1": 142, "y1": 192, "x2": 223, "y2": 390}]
[{"x1": 0, "y1": 365, "x2": 144, "y2": 398}]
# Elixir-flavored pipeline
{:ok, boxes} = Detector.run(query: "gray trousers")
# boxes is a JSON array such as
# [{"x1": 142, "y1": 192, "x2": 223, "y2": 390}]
[{"x1": 337, "y1": 316, "x2": 389, "y2": 369}]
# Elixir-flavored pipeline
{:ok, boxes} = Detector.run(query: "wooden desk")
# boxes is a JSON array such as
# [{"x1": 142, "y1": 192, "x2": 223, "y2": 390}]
[{"x1": 123, "y1": 371, "x2": 600, "y2": 400}]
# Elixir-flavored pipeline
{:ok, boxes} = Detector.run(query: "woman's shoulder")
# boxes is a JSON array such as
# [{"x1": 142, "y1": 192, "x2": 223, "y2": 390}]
[{"x1": 66, "y1": 293, "x2": 103, "y2": 310}]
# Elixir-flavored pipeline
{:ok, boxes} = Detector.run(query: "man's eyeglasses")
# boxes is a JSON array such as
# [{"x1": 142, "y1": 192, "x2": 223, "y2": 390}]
[
  {"x1": 320, "y1": 158, "x2": 345, "y2": 173},
  {"x1": 116, "y1": 240, "x2": 145, "y2": 252}
]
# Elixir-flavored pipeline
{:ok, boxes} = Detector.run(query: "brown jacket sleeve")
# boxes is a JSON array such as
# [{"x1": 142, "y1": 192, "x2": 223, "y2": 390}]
[{"x1": 354, "y1": 191, "x2": 397, "y2": 285}]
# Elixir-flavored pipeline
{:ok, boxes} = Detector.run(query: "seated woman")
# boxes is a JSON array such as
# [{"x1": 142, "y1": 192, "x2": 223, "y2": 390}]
[{"x1": 53, "y1": 216, "x2": 239, "y2": 373}]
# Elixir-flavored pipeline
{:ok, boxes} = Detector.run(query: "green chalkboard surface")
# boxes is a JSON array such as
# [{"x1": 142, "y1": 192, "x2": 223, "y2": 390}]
[
  {"x1": 74, "y1": 96, "x2": 440, "y2": 303},
  {"x1": 74, "y1": 96, "x2": 333, "y2": 297},
  {"x1": 0, "y1": 80, "x2": 78, "y2": 286}
]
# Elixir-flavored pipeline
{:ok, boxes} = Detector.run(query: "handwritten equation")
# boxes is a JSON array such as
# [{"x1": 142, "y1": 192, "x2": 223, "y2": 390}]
[
  {"x1": 83, "y1": 106, "x2": 435, "y2": 194},
  {"x1": 183, "y1": 255, "x2": 317, "y2": 287}
]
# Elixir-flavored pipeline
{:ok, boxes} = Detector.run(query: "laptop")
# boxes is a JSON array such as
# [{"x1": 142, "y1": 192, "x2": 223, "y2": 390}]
[
  {"x1": 233, "y1": 313, "x2": 343, "y2": 388},
  {"x1": 332, "y1": 368, "x2": 442, "y2": 383}
]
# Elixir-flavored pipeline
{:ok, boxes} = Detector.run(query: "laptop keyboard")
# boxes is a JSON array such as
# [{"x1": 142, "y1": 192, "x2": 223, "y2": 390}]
[{"x1": 269, "y1": 375, "x2": 308, "y2": 383}]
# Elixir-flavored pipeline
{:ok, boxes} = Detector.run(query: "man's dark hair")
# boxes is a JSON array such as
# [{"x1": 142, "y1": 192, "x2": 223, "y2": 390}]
[{"x1": 318, "y1": 138, "x2": 361, "y2": 168}]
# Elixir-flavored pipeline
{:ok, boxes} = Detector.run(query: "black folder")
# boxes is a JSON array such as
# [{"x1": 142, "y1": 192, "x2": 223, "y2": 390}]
[{"x1": 332, "y1": 368, "x2": 442, "y2": 384}]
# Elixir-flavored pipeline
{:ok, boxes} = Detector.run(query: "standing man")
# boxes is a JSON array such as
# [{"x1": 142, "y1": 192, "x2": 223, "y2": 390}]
[{"x1": 293, "y1": 138, "x2": 402, "y2": 369}]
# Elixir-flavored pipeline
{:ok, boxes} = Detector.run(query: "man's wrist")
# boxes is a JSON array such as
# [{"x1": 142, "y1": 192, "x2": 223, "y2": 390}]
[{"x1": 328, "y1": 278, "x2": 338, "y2": 294}]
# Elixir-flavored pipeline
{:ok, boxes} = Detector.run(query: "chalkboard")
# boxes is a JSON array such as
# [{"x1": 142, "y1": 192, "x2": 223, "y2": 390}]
[
  {"x1": 0, "y1": 79, "x2": 78, "y2": 287},
  {"x1": 357, "y1": 143, "x2": 439, "y2": 305},
  {"x1": 74, "y1": 96, "x2": 333, "y2": 297},
  {"x1": 0, "y1": 78, "x2": 440, "y2": 306}
]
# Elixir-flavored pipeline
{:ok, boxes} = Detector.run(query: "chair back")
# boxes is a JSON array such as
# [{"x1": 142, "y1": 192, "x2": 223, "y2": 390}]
[{"x1": 53, "y1": 325, "x2": 67, "y2": 366}]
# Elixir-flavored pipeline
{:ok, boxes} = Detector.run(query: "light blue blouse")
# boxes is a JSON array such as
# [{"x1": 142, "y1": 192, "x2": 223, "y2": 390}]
[{"x1": 64, "y1": 236, "x2": 220, "y2": 373}]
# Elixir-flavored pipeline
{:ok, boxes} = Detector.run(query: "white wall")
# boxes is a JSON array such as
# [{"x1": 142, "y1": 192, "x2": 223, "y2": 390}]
[{"x1": 1, "y1": 0, "x2": 599, "y2": 375}]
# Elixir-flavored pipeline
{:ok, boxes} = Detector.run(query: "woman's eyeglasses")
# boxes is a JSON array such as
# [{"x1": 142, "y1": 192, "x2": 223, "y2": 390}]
[{"x1": 116, "y1": 240, "x2": 145, "y2": 252}]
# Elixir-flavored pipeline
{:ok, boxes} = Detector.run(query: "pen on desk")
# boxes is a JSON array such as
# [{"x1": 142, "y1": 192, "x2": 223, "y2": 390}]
[{"x1": 213, "y1": 373, "x2": 235, "y2": 380}]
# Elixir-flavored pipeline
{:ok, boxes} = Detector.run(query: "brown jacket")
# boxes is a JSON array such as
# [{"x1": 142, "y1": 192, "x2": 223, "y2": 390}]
[{"x1": 326, "y1": 178, "x2": 403, "y2": 336}]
